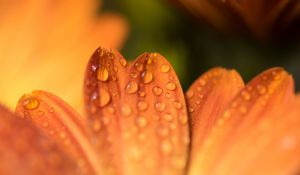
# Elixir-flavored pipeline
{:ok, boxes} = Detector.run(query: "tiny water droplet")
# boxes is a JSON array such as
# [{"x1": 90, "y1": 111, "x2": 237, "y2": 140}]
[
  {"x1": 157, "y1": 126, "x2": 169, "y2": 137},
  {"x1": 188, "y1": 106, "x2": 194, "y2": 113},
  {"x1": 186, "y1": 91, "x2": 194, "y2": 98},
  {"x1": 166, "y1": 82, "x2": 176, "y2": 91},
  {"x1": 134, "y1": 62, "x2": 144, "y2": 71},
  {"x1": 120, "y1": 58, "x2": 127, "y2": 67},
  {"x1": 97, "y1": 66, "x2": 109, "y2": 82},
  {"x1": 23, "y1": 97, "x2": 39, "y2": 110},
  {"x1": 42, "y1": 122, "x2": 49, "y2": 128},
  {"x1": 37, "y1": 111, "x2": 44, "y2": 117},
  {"x1": 256, "y1": 84, "x2": 266, "y2": 95},
  {"x1": 126, "y1": 81, "x2": 139, "y2": 94},
  {"x1": 130, "y1": 71, "x2": 138, "y2": 78},
  {"x1": 160, "y1": 64, "x2": 170, "y2": 73},
  {"x1": 138, "y1": 90, "x2": 146, "y2": 97},
  {"x1": 152, "y1": 86, "x2": 162, "y2": 96},
  {"x1": 93, "y1": 119, "x2": 102, "y2": 132},
  {"x1": 136, "y1": 117, "x2": 148, "y2": 128},
  {"x1": 173, "y1": 101, "x2": 182, "y2": 109},
  {"x1": 121, "y1": 104, "x2": 132, "y2": 117},
  {"x1": 102, "y1": 116, "x2": 110, "y2": 125},
  {"x1": 160, "y1": 140, "x2": 172, "y2": 155},
  {"x1": 98, "y1": 89, "x2": 111, "y2": 107},
  {"x1": 137, "y1": 101, "x2": 148, "y2": 111},
  {"x1": 199, "y1": 79, "x2": 206, "y2": 86},
  {"x1": 155, "y1": 102, "x2": 166, "y2": 112},
  {"x1": 163, "y1": 113, "x2": 173, "y2": 121},
  {"x1": 141, "y1": 71, "x2": 153, "y2": 84},
  {"x1": 241, "y1": 91, "x2": 251, "y2": 101}
]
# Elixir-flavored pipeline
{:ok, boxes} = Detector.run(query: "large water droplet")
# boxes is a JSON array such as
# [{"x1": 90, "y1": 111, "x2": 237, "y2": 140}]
[
  {"x1": 166, "y1": 82, "x2": 176, "y2": 91},
  {"x1": 121, "y1": 104, "x2": 132, "y2": 117},
  {"x1": 23, "y1": 97, "x2": 39, "y2": 110},
  {"x1": 160, "y1": 64, "x2": 170, "y2": 73},
  {"x1": 98, "y1": 89, "x2": 111, "y2": 107},
  {"x1": 126, "y1": 81, "x2": 139, "y2": 94},
  {"x1": 137, "y1": 101, "x2": 148, "y2": 111},
  {"x1": 155, "y1": 102, "x2": 166, "y2": 112},
  {"x1": 141, "y1": 71, "x2": 153, "y2": 84},
  {"x1": 153, "y1": 86, "x2": 162, "y2": 96},
  {"x1": 97, "y1": 66, "x2": 109, "y2": 82}
]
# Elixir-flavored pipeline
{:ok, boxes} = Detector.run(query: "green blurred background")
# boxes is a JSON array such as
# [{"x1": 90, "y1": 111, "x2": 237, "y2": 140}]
[{"x1": 104, "y1": 0, "x2": 300, "y2": 91}]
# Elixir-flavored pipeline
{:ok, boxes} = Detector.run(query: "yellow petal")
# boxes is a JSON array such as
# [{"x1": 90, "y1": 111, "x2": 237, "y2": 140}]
[
  {"x1": 185, "y1": 67, "x2": 244, "y2": 172},
  {"x1": 15, "y1": 90, "x2": 101, "y2": 175},
  {"x1": 0, "y1": 105, "x2": 83, "y2": 175},
  {"x1": 0, "y1": 0, "x2": 128, "y2": 112},
  {"x1": 188, "y1": 67, "x2": 295, "y2": 175},
  {"x1": 84, "y1": 48, "x2": 190, "y2": 175}
]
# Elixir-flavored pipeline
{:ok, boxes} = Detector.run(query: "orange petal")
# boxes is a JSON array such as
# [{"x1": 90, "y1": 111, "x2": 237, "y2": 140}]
[
  {"x1": 0, "y1": 0, "x2": 128, "y2": 112},
  {"x1": 15, "y1": 91, "x2": 101, "y2": 175},
  {"x1": 0, "y1": 105, "x2": 82, "y2": 175},
  {"x1": 84, "y1": 48, "x2": 190, "y2": 175},
  {"x1": 188, "y1": 68, "x2": 295, "y2": 175},
  {"x1": 185, "y1": 68, "x2": 244, "y2": 171}
]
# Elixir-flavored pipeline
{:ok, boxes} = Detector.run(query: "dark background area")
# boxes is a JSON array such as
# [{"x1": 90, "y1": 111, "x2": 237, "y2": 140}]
[{"x1": 103, "y1": 0, "x2": 300, "y2": 91}]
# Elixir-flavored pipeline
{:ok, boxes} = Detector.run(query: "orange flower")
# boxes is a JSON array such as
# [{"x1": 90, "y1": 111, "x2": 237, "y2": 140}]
[
  {"x1": 0, "y1": 0, "x2": 128, "y2": 111},
  {"x1": 172, "y1": 0, "x2": 300, "y2": 39},
  {"x1": 1, "y1": 47, "x2": 300, "y2": 174}
]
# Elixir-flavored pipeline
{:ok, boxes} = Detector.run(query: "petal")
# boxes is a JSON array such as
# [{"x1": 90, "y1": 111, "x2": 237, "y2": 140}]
[
  {"x1": 188, "y1": 67, "x2": 295, "y2": 175},
  {"x1": 0, "y1": 0, "x2": 128, "y2": 112},
  {"x1": 15, "y1": 91, "x2": 101, "y2": 175},
  {"x1": 0, "y1": 105, "x2": 81, "y2": 175},
  {"x1": 84, "y1": 48, "x2": 190, "y2": 175},
  {"x1": 185, "y1": 68, "x2": 244, "y2": 171}
]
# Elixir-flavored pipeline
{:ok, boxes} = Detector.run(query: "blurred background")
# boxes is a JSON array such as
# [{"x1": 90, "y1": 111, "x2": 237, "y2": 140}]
[{"x1": 104, "y1": 0, "x2": 300, "y2": 90}]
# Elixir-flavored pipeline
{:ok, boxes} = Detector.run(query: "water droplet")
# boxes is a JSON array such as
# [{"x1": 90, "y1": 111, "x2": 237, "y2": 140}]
[
  {"x1": 120, "y1": 58, "x2": 127, "y2": 67},
  {"x1": 171, "y1": 157, "x2": 186, "y2": 169},
  {"x1": 160, "y1": 140, "x2": 172, "y2": 155},
  {"x1": 199, "y1": 79, "x2": 206, "y2": 86},
  {"x1": 239, "y1": 106, "x2": 247, "y2": 114},
  {"x1": 155, "y1": 102, "x2": 166, "y2": 112},
  {"x1": 138, "y1": 133, "x2": 147, "y2": 141},
  {"x1": 141, "y1": 71, "x2": 153, "y2": 84},
  {"x1": 153, "y1": 86, "x2": 162, "y2": 96},
  {"x1": 157, "y1": 126, "x2": 169, "y2": 137},
  {"x1": 186, "y1": 90, "x2": 194, "y2": 98},
  {"x1": 195, "y1": 100, "x2": 200, "y2": 105},
  {"x1": 102, "y1": 116, "x2": 110, "y2": 125},
  {"x1": 179, "y1": 115, "x2": 188, "y2": 124},
  {"x1": 134, "y1": 62, "x2": 144, "y2": 71},
  {"x1": 98, "y1": 89, "x2": 111, "y2": 107},
  {"x1": 166, "y1": 82, "x2": 176, "y2": 91},
  {"x1": 173, "y1": 101, "x2": 182, "y2": 109},
  {"x1": 42, "y1": 122, "x2": 49, "y2": 128},
  {"x1": 113, "y1": 66, "x2": 118, "y2": 72},
  {"x1": 256, "y1": 84, "x2": 266, "y2": 95},
  {"x1": 165, "y1": 92, "x2": 172, "y2": 98},
  {"x1": 163, "y1": 113, "x2": 173, "y2": 121},
  {"x1": 130, "y1": 71, "x2": 138, "y2": 78},
  {"x1": 223, "y1": 110, "x2": 231, "y2": 119},
  {"x1": 136, "y1": 117, "x2": 148, "y2": 128},
  {"x1": 59, "y1": 132, "x2": 66, "y2": 139},
  {"x1": 23, "y1": 97, "x2": 39, "y2": 110},
  {"x1": 121, "y1": 104, "x2": 132, "y2": 117},
  {"x1": 160, "y1": 64, "x2": 170, "y2": 73},
  {"x1": 138, "y1": 90, "x2": 146, "y2": 97},
  {"x1": 188, "y1": 106, "x2": 194, "y2": 113},
  {"x1": 93, "y1": 119, "x2": 101, "y2": 132},
  {"x1": 97, "y1": 66, "x2": 109, "y2": 82},
  {"x1": 37, "y1": 111, "x2": 44, "y2": 117},
  {"x1": 126, "y1": 81, "x2": 139, "y2": 94},
  {"x1": 137, "y1": 101, "x2": 148, "y2": 111},
  {"x1": 241, "y1": 91, "x2": 251, "y2": 101}
]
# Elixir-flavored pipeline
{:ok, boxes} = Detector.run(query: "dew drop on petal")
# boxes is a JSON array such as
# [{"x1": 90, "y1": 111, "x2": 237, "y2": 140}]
[
  {"x1": 121, "y1": 104, "x2": 132, "y2": 117},
  {"x1": 141, "y1": 71, "x2": 153, "y2": 84},
  {"x1": 119, "y1": 58, "x2": 127, "y2": 67},
  {"x1": 138, "y1": 90, "x2": 146, "y2": 97},
  {"x1": 163, "y1": 113, "x2": 173, "y2": 122},
  {"x1": 166, "y1": 82, "x2": 176, "y2": 91},
  {"x1": 188, "y1": 106, "x2": 194, "y2": 113},
  {"x1": 97, "y1": 66, "x2": 109, "y2": 82},
  {"x1": 241, "y1": 91, "x2": 251, "y2": 101},
  {"x1": 153, "y1": 86, "x2": 163, "y2": 96},
  {"x1": 23, "y1": 97, "x2": 39, "y2": 110},
  {"x1": 157, "y1": 126, "x2": 169, "y2": 137},
  {"x1": 186, "y1": 90, "x2": 194, "y2": 99},
  {"x1": 199, "y1": 79, "x2": 206, "y2": 86},
  {"x1": 98, "y1": 89, "x2": 111, "y2": 107},
  {"x1": 173, "y1": 101, "x2": 183, "y2": 109},
  {"x1": 155, "y1": 102, "x2": 166, "y2": 112},
  {"x1": 126, "y1": 81, "x2": 139, "y2": 94},
  {"x1": 136, "y1": 117, "x2": 148, "y2": 128},
  {"x1": 134, "y1": 62, "x2": 144, "y2": 71},
  {"x1": 137, "y1": 101, "x2": 148, "y2": 111},
  {"x1": 160, "y1": 64, "x2": 170, "y2": 73},
  {"x1": 256, "y1": 84, "x2": 266, "y2": 95},
  {"x1": 37, "y1": 111, "x2": 45, "y2": 117},
  {"x1": 160, "y1": 140, "x2": 172, "y2": 155}
]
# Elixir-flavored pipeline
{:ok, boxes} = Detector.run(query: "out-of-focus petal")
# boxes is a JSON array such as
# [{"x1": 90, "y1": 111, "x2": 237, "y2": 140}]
[
  {"x1": 0, "y1": 105, "x2": 82, "y2": 175},
  {"x1": 0, "y1": 0, "x2": 128, "y2": 112},
  {"x1": 15, "y1": 91, "x2": 101, "y2": 175},
  {"x1": 84, "y1": 48, "x2": 190, "y2": 175},
  {"x1": 185, "y1": 68, "x2": 244, "y2": 171},
  {"x1": 188, "y1": 67, "x2": 295, "y2": 175}
]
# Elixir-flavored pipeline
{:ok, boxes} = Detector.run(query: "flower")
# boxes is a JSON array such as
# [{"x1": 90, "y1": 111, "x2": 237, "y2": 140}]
[
  {"x1": 0, "y1": 47, "x2": 300, "y2": 175},
  {"x1": 172, "y1": 0, "x2": 300, "y2": 39},
  {"x1": 0, "y1": 0, "x2": 128, "y2": 111}
]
